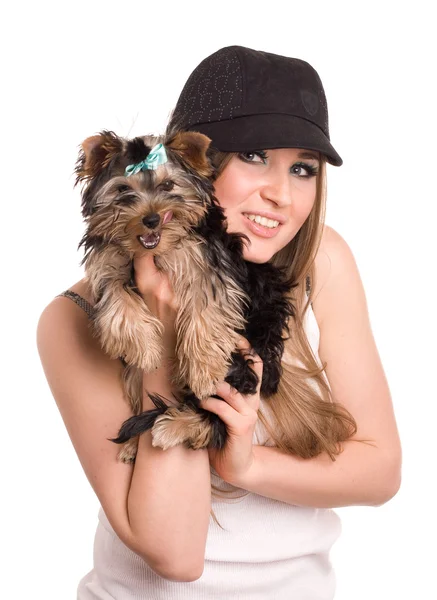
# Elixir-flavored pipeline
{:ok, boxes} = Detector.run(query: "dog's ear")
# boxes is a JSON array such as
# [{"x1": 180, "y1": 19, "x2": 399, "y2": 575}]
[
  {"x1": 75, "y1": 130, "x2": 123, "y2": 185},
  {"x1": 75, "y1": 130, "x2": 124, "y2": 218},
  {"x1": 167, "y1": 131, "x2": 213, "y2": 177}
]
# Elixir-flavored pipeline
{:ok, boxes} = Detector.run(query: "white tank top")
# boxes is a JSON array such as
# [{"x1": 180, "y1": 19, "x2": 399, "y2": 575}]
[{"x1": 76, "y1": 299, "x2": 341, "y2": 599}]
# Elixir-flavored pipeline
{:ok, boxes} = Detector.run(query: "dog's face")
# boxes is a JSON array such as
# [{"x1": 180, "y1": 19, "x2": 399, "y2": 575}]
[{"x1": 75, "y1": 130, "x2": 214, "y2": 257}]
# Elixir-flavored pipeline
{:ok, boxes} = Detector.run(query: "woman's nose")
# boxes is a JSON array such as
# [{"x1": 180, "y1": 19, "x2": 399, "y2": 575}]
[{"x1": 259, "y1": 171, "x2": 293, "y2": 206}]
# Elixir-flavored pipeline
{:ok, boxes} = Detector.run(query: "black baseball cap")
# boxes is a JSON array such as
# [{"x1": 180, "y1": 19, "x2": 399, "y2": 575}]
[{"x1": 170, "y1": 45, "x2": 343, "y2": 166}]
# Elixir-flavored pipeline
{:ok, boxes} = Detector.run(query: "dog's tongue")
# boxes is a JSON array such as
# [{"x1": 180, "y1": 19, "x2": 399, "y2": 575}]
[
  {"x1": 163, "y1": 210, "x2": 173, "y2": 225},
  {"x1": 143, "y1": 233, "x2": 158, "y2": 243}
]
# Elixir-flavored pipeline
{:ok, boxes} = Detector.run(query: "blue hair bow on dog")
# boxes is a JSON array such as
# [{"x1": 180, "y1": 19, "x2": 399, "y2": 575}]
[{"x1": 125, "y1": 143, "x2": 168, "y2": 176}]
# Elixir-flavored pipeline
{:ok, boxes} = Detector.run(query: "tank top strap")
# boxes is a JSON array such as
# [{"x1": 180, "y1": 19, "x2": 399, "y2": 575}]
[
  {"x1": 56, "y1": 290, "x2": 129, "y2": 366},
  {"x1": 56, "y1": 290, "x2": 95, "y2": 319}
]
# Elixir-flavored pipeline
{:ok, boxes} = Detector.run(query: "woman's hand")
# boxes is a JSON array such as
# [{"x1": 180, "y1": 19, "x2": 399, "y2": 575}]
[
  {"x1": 199, "y1": 337, "x2": 263, "y2": 487},
  {"x1": 133, "y1": 253, "x2": 178, "y2": 359}
]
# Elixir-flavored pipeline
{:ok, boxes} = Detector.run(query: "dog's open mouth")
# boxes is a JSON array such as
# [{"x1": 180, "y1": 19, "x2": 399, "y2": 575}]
[
  {"x1": 137, "y1": 210, "x2": 173, "y2": 250},
  {"x1": 138, "y1": 231, "x2": 161, "y2": 249}
]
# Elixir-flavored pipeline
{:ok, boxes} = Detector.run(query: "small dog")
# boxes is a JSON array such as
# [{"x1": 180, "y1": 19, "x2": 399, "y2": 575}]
[{"x1": 75, "y1": 129, "x2": 296, "y2": 462}]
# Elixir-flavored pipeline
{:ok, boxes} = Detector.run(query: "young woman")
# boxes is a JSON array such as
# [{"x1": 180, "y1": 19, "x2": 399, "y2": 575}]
[{"x1": 37, "y1": 45, "x2": 402, "y2": 599}]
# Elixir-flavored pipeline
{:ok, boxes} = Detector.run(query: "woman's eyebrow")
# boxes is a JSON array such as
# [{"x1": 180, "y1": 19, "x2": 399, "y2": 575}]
[{"x1": 297, "y1": 151, "x2": 320, "y2": 161}]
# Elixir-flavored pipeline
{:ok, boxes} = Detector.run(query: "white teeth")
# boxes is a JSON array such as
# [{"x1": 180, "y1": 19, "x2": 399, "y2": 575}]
[{"x1": 244, "y1": 214, "x2": 280, "y2": 228}]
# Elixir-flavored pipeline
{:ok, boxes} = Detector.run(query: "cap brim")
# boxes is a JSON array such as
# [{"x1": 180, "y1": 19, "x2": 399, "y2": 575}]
[{"x1": 189, "y1": 114, "x2": 343, "y2": 166}]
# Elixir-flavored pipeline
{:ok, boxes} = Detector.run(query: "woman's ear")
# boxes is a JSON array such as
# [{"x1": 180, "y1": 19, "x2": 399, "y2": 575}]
[{"x1": 167, "y1": 131, "x2": 213, "y2": 177}]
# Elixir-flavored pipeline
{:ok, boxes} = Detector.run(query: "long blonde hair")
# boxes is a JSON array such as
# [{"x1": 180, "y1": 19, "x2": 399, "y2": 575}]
[{"x1": 207, "y1": 151, "x2": 370, "y2": 527}]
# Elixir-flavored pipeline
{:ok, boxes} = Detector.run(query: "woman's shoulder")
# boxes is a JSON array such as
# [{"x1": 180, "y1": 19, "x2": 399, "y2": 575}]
[
  {"x1": 43, "y1": 278, "x2": 95, "y2": 319},
  {"x1": 64, "y1": 278, "x2": 95, "y2": 307},
  {"x1": 38, "y1": 279, "x2": 93, "y2": 327},
  {"x1": 37, "y1": 276, "x2": 126, "y2": 400},
  {"x1": 38, "y1": 278, "x2": 102, "y2": 359}
]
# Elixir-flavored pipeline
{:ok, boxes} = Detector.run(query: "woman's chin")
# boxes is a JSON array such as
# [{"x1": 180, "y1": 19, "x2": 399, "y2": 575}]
[{"x1": 242, "y1": 248, "x2": 274, "y2": 264}]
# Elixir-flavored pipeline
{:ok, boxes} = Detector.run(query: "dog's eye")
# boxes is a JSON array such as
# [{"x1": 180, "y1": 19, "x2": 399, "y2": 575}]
[
  {"x1": 117, "y1": 184, "x2": 131, "y2": 194},
  {"x1": 160, "y1": 180, "x2": 175, "y2": 192}
]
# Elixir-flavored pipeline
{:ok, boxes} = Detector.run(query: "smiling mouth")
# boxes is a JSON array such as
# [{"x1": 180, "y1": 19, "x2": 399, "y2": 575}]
[{"x1": 138, "y1": 231, "x2": 161, "y2": 249}]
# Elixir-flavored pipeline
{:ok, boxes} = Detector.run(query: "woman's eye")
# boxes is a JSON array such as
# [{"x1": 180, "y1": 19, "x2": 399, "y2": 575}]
[
  {"x1": 161, "y1": 180, "x2": 175, "y2": 191},
  {"x1": 291, "y1": 163, "x2": 319, "y2": 178},
  {"x1": 239, "y1": 151, "x2": 267, "y2": 163}
]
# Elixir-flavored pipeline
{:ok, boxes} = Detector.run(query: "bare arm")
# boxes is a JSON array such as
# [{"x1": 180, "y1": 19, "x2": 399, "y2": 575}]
[
  {"x1": 37, "y1": 293, "x2": 211, "y2": 583},
  {"x1": 228, "y1": 226, "x2": 402, "y2": 507},
  {"x1": 232, "y1": 440, "x2": 399, "y2": 508},
  {"x1": 127, "y1": 364, "x2": 211, "y2": 580}
]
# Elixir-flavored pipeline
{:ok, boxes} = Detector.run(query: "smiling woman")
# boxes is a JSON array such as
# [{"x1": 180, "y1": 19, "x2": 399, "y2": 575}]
[
  {"x1": 37, "y1": 44, "x2": 401, "y2": 599},
  {"x1": 214, "y1": 148, "x2": 320, "y2": 263}
]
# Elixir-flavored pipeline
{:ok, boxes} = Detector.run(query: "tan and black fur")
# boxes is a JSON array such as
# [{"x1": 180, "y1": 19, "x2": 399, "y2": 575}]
[{"x1": 75, "y1": 129, "x2": 296, "y2": 462}]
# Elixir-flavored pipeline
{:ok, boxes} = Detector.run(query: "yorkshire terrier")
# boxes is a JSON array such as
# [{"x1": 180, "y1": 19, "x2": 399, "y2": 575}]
[{"x1": 75, "y1": 129, "x2": 296, "y2": 462}]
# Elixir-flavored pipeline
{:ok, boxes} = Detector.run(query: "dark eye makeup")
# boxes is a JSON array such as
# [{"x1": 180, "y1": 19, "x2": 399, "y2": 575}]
[
  {"x1": 291, "y1": 162, "x2": 319, "y2": 177},
  {"x1": 238, "y1": 150, "x2": 268, "y2": 162},
  {"x1": 237, "y1": 151, "x2": 319, "y2": 178}
]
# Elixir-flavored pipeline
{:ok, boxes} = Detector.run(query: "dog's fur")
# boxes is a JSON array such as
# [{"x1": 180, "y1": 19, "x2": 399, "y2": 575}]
[{"x1": 75, "y1": 129, "x2": 297, "y2": 462}]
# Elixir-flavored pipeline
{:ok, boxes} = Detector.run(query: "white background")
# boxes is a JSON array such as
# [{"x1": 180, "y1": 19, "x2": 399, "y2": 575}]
[{"x1": 2, "y1": 1, "x2": 436, "y2": 598}]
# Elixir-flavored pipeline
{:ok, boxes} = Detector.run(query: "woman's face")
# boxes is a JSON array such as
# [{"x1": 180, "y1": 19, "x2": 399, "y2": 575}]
[{"x1": 213, "y1": 148, "x2": 320, "y2": 263}]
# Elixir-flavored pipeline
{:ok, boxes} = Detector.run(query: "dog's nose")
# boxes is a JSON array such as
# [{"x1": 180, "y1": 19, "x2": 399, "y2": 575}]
[{"x1": 142, "y1": 213, "x2": 161, "y2": 229}]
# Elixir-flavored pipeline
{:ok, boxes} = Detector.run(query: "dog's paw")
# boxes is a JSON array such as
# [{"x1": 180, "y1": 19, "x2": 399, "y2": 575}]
[
  {"x1": 177, "y1": 333, "x2": 240, "y2": 399},
  {"x1": 189, "y1": 376, "x2": 220, "y2": 401},
  {"x1": 178, "y1": 359, "x2": 228, "y2": 400},
  {"x1": 151, "y1": 406, "x2": 212, "y2": 451},
  {"x1": 97, "y1": 321, "x2": 163, "y2": 370},
  {"x1": 117, "y1": 437, "x2": 139, "y2": 463}
]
